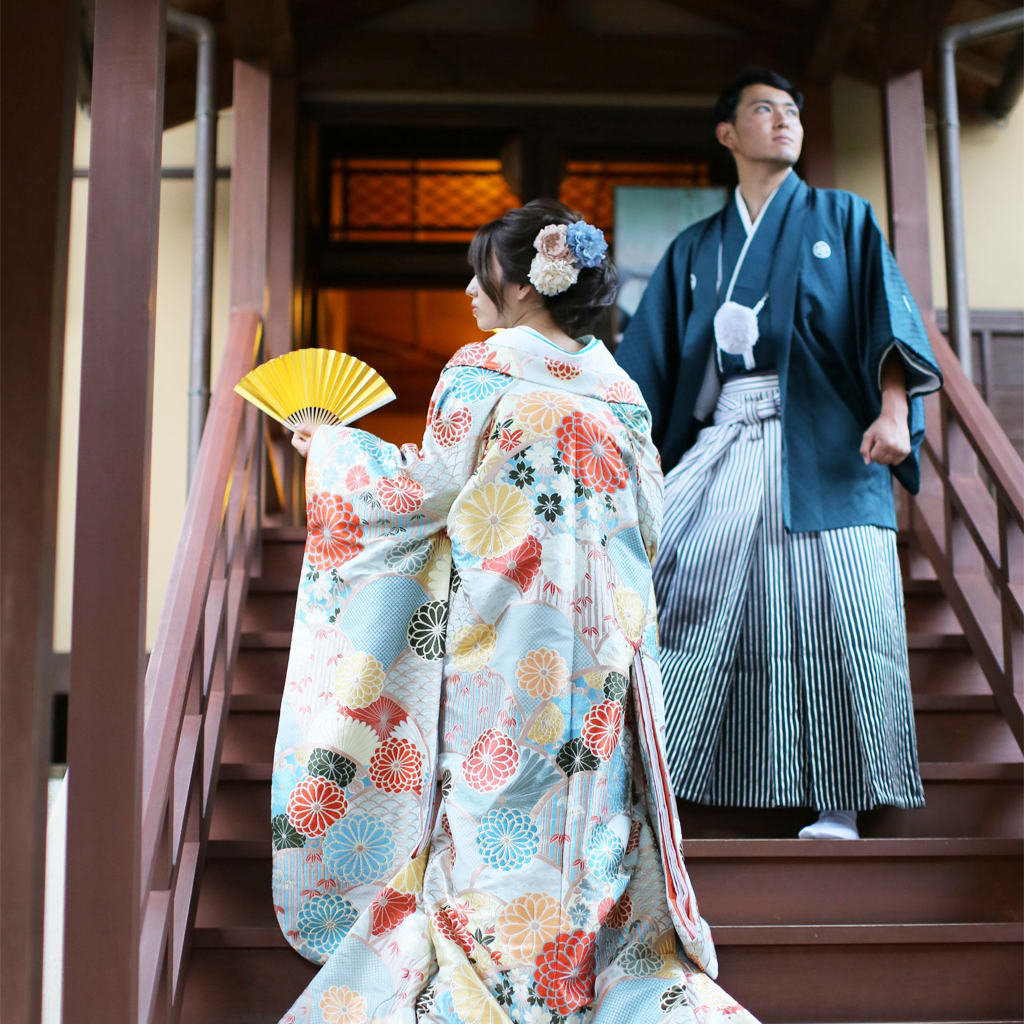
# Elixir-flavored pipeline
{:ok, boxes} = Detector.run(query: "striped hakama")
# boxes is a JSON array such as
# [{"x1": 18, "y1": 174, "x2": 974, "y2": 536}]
[{"x1": 654, "y1": 373, "x2": 925, "y2": 811}]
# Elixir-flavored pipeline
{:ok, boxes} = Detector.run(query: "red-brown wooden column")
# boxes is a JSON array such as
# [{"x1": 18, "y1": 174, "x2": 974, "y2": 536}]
[
  {"x1": 0, "y1": 2, "x2": 78, "y2": 1020},
  {"x1": 882, "y1": 69, "x2": 934, "y2": 314},
  {"x1": 267, "y1": 75, "x2": 296, "y2": 360},
  {"x1": 267, "y1": 75, "x2": 299, "y2": 519},
  {"x1": 229, "y1": 59, "x2": 272, "y2": 562},
  {"x1": 801, "y1": 81, "x2": 838, "y2": 189},
  {"x1": 62, "y1": 1, "x2": 166, "y2": 1021},
  {"x1": 229, "y1": 61, "x2": 272, "y2": 315}
]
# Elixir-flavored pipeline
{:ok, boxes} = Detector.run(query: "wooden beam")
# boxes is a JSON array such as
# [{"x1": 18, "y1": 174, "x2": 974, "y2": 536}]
[
  {"x1": 225, "y1": 0, "x2": 294, "y2": 71},
  {"x1": 656, "y1": 0, "x2": 801, "y2": 37},
  {"x1": 0, "y1": 1, "x2": 77, "y2": 1019},
  {"x1": 875, "y1": 0, "x2": 958, "y2": 75},
  {"x1": 956, "y1": 47, "x2": 1006, "y2": 87},
  {"x1": 163, "y1": 40, "x2": 235, "y2": 129},
  {"x1": 297, "y1": 0, "x2": 425, "y2": 37},
  {"x1": 533, "y1": 0, "x2": 569, "y2": 35},
  {"x1": 805, "y1": 0, "x2": 873, "y2": 82},
  {"x1": 298, "y1": 32, "x2": 795, "y2": 96},
  {"x1": 63, "y1": 1, "x2": 166, "y2": 1021},
  {"x1": 882, "y1": 69, "x2": 934, "y2": 314}
]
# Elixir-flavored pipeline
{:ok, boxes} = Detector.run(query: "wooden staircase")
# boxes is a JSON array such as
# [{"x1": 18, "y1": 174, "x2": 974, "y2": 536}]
[{"x1": 180, "y1": 526, "x2": 1024, "y2": 1024}]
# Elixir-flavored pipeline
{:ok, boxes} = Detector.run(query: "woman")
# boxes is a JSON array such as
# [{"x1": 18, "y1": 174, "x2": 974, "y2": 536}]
[{"x1": 272, "y1": 200, "x2": 757, "y2": 1023}]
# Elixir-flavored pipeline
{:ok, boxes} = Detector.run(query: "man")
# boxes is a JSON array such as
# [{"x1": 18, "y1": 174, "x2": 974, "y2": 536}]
[{"x1": 615, "y1": 68, "x2": 941, "y2": 839}]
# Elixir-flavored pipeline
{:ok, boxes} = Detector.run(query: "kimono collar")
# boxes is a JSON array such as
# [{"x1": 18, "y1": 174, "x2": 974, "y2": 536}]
[{"x1": 450, "y1": 327, "x2": 651, "y2": 413}]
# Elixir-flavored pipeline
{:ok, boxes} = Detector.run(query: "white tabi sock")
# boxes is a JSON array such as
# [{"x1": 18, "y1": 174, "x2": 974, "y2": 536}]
[{"x1": 797, "y1": 809, "x2": 859, "y2": 840}]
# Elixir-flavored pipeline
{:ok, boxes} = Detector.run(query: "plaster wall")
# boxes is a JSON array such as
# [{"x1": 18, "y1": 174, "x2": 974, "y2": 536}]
[{"x1": 832, "y1": 73, "x2": 1024, "y2": 310}]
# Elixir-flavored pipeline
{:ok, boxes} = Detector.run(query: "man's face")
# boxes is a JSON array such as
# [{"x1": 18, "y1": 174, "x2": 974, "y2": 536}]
[{"x1": 717, "y1": 84, "x2": 803, "y2": 168}]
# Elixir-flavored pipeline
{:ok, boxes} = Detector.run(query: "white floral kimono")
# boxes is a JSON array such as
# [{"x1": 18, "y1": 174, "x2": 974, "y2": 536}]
[{"x1": 272, "y1": 326, "x2": 758, "y2": 1024}]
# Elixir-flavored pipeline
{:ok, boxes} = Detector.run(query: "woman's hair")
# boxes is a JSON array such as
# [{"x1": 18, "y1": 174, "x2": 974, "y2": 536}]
[
  {"x1": 712, "y1": 67, "x2": 803, "y2": 126},
  {"x1": 468, "y1": 199, "x2": 618, "y2": 336}
]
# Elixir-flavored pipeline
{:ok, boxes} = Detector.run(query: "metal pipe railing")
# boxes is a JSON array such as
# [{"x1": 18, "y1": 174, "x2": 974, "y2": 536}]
[
  {"x1": 167, "y1": 8, "x2": 217, "y2": 485},
  {"x1": 936, "y1": 9, "x2": 1024, "y2": 383}
]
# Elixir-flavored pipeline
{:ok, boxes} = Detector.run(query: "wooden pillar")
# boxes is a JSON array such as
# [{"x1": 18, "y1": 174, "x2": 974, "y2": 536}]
[
  {"x1": 882, "y1": 69, "x2": 934, "y2": 315},
  {"x1": 0, "y1": 2, "x2": 78, "y2": 1020},
  {"x1": 267, "y1": 75, "x2": 300, "y2": 520},
  {"x1": 229, "y1": 60, "x2": 271, "y2": 314},
  {"x1": 801, "y1": 81, "x2": 837, "y2": 189},
  {"x1": 267, "y1": 76, "x2": 296, "y2": 359},
  {"x1": 63, "y1": 1, "x2": 166, "y2": 1021},
  {"x1": 229, "y1": 59, "x2": 272, "y2": 554}
]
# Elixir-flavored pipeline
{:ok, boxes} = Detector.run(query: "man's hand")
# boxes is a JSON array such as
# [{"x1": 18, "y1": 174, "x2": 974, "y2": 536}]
[
  {"x1": 862, "y1": 348, "x2": 911, "y2": 465},
  {"x1": 860, "y1": 411, "x2": 910, "y2": 466},
  {"x1": 292, "y1": 427, "x2": 315, "y2": 457}
]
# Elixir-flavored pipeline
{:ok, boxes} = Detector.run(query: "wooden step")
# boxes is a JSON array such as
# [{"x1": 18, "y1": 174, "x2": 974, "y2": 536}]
[
  {"x1": 181, "y1": 948, "x2": 314, "y2": 1024},
  {"x1": 182, "y1": 922, "x2": 1022, "y2": 1023},
  {"x1": 231, "y1": 644, "x2": 999, "y2": 704},
  {"x1": 199, "y1": 837, "x2": 1022, "y2": 927},
  {"x1": 206, "y1": 765, "x2": 1024, "y2": 854},
  {"x1": 683, "y1": 838, "x2": 1022, "y2": 926},
  {"x1": 219, "y1": 696, "x2": 1022, "y2": 766},
  {"x1": 241, "y1": 574, "x2": 963, "y2": 635},
  {"x1": 715, "y1": 923, "x2": 1022, "y2": 1023},
  {"x1": 236, "y1": 628, "x2": 972, "y2": 653}
]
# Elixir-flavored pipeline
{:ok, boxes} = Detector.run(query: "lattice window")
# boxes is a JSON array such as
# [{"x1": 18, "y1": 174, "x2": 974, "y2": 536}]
[
  {"x1": 559, "y1": 160, "x2": 712, "y2": 234},
  {"x1": 329, "y1": 158, "x2": 520, "y2": 242}
]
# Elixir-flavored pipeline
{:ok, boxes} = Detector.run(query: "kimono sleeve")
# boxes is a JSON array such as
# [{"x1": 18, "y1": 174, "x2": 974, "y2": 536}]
[
  {"x1": 305, "y1": 363, "x2": 507, "y2": 551},
  {"x1": 615, "y1": 236, "x2": 689, "y2": 456},
  {"x1": 270, "y1": 363, "x2": 507, "y2": 966}
]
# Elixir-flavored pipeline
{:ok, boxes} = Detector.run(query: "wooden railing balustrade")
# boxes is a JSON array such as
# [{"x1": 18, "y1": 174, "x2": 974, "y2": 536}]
[
  {"x1": 136, "y1": 309, "x2": 264, "y2": 1022},
  {"x1": 910, "y1": 316, "x2": 1024, "y2": 752}
]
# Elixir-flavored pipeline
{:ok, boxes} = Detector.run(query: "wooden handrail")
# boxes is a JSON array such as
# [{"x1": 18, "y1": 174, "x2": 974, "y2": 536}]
[
  {"x1": 910, "y1": 314, "x2": 1024, "y2": 751},
  {"x1": 136, "y1": 309, "x2": 263, "y2": 1022}
]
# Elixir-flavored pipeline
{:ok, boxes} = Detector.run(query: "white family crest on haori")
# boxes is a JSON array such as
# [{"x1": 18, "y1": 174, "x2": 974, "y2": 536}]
[{"x1": 270, "y1": 326, "x2": 759, "y2": 1023}]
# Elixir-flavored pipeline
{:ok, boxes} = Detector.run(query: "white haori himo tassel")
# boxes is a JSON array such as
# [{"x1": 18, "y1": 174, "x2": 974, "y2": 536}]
[{"x1": 713, "y1": 295, "x2": 767, "y2": 370}]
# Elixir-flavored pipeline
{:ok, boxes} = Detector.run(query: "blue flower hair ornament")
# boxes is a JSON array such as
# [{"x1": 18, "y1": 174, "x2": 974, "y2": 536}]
[{"x1": 566, "y1": 220, "x2": 609, "y2": 269}]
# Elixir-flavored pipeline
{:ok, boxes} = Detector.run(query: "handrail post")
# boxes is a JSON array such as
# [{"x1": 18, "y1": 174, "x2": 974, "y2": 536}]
[{"x1": 64, "y1": 1, "x2": 166, "y2": 1020}]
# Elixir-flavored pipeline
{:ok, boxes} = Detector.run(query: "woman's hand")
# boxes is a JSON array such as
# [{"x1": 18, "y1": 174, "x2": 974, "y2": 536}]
[{"x1": 292, "y1": 426, "x2": 316, "y2": 457}]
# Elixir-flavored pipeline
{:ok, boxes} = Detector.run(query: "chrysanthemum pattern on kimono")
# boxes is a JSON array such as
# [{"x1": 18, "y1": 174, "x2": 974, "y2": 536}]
[{"x1": 272, "y1": 326, "x2": 759, "y2": 1024}]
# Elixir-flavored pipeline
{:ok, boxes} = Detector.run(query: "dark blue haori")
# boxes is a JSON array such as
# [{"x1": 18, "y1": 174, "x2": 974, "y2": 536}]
[{"x1": 615, "y1": 171, "x2": 942, "y2": 534}]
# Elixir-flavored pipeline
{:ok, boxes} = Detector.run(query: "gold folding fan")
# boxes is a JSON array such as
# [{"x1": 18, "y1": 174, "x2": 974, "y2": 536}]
[{"x1": 234, "y1": 349, "x2": 395, "y2": 432}]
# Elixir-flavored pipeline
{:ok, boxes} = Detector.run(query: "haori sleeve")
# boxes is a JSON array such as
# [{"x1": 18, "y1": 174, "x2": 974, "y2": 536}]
[{"x1": 851, "y1": 201, "x2": 943, "y2": 402}]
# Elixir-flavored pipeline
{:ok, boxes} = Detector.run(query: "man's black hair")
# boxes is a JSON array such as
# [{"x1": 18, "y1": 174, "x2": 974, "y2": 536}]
[{"x1": 712, "y1": 68, "x2": 804, "y2": 126}]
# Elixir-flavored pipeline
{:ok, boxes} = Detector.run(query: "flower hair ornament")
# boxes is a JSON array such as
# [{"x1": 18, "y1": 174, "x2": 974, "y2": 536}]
[{"x1": 528, "y1": 220, "x2": 609, "y2": 297}]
